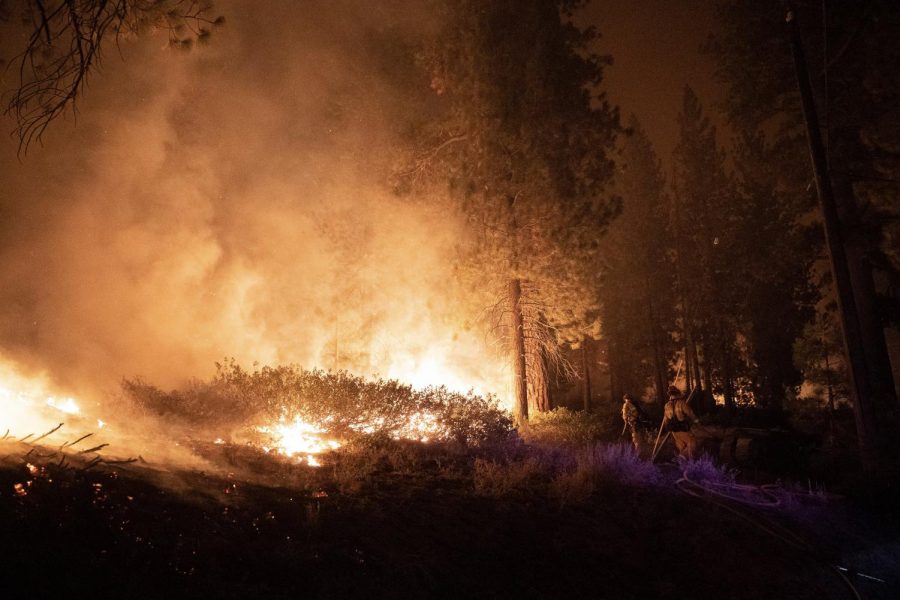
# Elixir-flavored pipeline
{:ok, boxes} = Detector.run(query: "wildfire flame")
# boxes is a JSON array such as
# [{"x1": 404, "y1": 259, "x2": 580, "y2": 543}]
[
  {"x1": 0, "y1": 357, "x2": 110, "y2": 452},
  {"x1": 46, "y1": 397, "x2": 81, "y2": 414},
  {"x1": 1, "y1": 361, "x2": 83, "y2": 439},
  {"x1": 256, "y1": 417, "x2": 342, "y2": 464},
  {"x1": 3, "y1": 349, "x2": 504, "y2": 470}
]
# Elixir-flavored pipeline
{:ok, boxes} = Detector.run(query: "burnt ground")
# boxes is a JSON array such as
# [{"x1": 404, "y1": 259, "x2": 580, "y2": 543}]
[{"x1": 1, "y1": 439, "x2": 898, "y2": 599}]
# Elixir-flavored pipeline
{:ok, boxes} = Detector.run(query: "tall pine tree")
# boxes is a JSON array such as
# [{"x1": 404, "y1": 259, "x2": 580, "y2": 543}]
[
  {"x1": 601, "y1": 116, "x2": 675, "y2": 405},
  {"x1": 398, "y1": 0, "x2": 621, "y2": 423}
]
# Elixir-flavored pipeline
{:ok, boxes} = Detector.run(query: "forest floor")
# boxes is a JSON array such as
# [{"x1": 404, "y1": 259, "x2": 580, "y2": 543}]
[{"x1": 1, "y1": 436, "x2": 898, "y2": 599}]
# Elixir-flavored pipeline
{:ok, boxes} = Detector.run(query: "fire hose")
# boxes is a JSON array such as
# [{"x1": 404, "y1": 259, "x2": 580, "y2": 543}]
[{"x1": 675, "y1": 465, "x2": 875, "y2": 600}]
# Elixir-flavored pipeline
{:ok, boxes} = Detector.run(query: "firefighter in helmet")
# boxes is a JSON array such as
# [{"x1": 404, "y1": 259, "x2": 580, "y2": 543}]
[
  {"x1": 664, "y1": 385, "x2": 698, "y2": 459},
  {"x1": 621, "y1": 393, "x2": 648, "y2": 455}
]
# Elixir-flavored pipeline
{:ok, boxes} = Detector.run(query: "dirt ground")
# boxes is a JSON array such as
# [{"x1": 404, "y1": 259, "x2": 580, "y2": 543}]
[{"x1": 1, "y1": 440, "x2": 897, "y2": 599}]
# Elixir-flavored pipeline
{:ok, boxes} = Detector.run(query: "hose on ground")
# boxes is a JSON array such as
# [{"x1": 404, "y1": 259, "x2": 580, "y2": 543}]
[{"x1": 676, "y1": 466, "x2": 863, "y2": 600}]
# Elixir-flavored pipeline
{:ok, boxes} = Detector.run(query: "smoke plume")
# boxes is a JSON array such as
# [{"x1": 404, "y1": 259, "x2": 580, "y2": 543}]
[{"x1": 0, "y1": 0, "x2": 507, "y2": 409}]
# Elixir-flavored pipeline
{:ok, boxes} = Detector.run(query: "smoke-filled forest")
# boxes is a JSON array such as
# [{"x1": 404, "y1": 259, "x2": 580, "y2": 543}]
[{"x1": 1, "y1": 1, "x2": 899, "y2": 598}]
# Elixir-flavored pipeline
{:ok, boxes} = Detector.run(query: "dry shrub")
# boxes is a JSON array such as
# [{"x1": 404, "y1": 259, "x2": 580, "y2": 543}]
[
  {"x1": 520, "y1": 407, "x2": 606, "y2": 447},
  {"x1": 679, "y1": 454, "x2": 736, "y2": 486},
  {"x1": 549, "y1": 443, "x2": 661, "y2": 505},
  {"x1": 580, "y1": 443, "x2": 662, "y2": 487},
  {"x1": 472, "y1": 456, "x2": 551, "y2": 497},
  {"x1": 551, "y1": 467, "x2": 597, "y2": 505}
]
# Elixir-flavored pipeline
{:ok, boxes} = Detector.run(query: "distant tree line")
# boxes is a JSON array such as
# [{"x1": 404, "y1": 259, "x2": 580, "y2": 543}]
[{"x1": 395, "y1": 0, "x2": 899, "y2": 473}]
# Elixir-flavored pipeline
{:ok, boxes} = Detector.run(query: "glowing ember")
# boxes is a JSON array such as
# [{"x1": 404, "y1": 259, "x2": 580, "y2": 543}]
[
  {"x1": 97, "y1": 419, "x2": 106, "y2": 429},
  {"x1": 256, "y1": 417, "x2": 342, "y2": 457}
]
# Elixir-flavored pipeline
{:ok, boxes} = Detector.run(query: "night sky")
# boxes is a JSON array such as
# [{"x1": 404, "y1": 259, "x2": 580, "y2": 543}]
[{"x1": 586, "y1": 0, "x2": 725, "y2": 166}]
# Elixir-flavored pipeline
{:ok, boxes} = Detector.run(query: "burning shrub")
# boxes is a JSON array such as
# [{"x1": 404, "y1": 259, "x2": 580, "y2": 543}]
[{"x1": 122, "y1": 360, "x2": 513, "y2": 448}]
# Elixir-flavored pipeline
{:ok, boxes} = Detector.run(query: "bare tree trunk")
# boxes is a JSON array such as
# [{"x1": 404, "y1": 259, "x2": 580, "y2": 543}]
[
  {"x1": 654, "y1": 344, "x2": 667, "y2": 405},
  {"x1": 527, "y1": 343, "x2": 551, "y2": 413},
  {"x1": 681, "y1": 289, "x2": 702, "y2": 393},
  {"x1": 582, "y1": 336, "x2": 592, "y2": 411},
  {"x1": 673, "y1": 190, "x2": 693, "y2": 395},
  {"x1": 722, "y1": 338, "x2": 736, "y2": 413},
  {"x1": 608, "y1": 337, "x2": 622, "y2": 405},
  {"x1": 698, "y1": 339, "x2": 713, "y2": 401},
  {"x1": 825, "y1": 347, "x2": 836, "y2": 445},
  {"x1": 717, "y1": 321, "x2": 736, "y2": 413},
  {"x1": 788, "y1": 8, "x2": 895, "y2": 472},
  {"x1": 510, "y1": 278, "x2": 529, "y2": 425},
  {"x1": 645, "y1": 277, "x2": 667, "y2": 404},
  {"x1": 684, "y1": 344, "x2": 693, "y2": 391},
  {"x1": 690, "y1": 337, "x2": 704, "y2": 393}
]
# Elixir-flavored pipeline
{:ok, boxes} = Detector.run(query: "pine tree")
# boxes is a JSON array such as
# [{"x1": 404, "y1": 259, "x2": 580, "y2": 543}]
[
  {"x1": 728, "y1": 130, "x2": 817, "y2": 410},
  {"x1": 600, "y1": 116, "x2": 675, "y2": 405},
  {"x1": 709, "y1": 0, "x2": 899, "y2": 471},
  {"x1": 671, "y1": 86, "x2": 737, "y2": 410},
  {"x1": 398, "y1": 0, "x2": 621, "y2": 423}
]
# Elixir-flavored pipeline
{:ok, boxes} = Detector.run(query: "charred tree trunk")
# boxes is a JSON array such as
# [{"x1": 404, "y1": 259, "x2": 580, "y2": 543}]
[
  {"x1": 510, "y1": 278, "x2": 529, "y2": 425},
  {"x1": 581, "y1": 336, "x2": 592, "y2": 411}
]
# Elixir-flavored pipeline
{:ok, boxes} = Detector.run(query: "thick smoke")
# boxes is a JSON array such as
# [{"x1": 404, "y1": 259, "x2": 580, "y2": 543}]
[{"x1": 0, "y1": 1, "x2": 507, "y2": 407}]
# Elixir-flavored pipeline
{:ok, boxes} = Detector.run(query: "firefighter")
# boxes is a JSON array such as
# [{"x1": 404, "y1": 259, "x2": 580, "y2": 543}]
[
  {"x1": 621, "y1": 393, "x2": 649, "y2": 455},
  {"x1": 664, "y1": 385, "x2": 698, "y2": 459}
]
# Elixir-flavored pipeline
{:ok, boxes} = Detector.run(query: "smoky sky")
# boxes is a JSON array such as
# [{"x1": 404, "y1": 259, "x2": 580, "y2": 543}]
[
  {"x1": 0, "y1": 0, "x2": 506, "y2": 399},
  {"x1": 585, "y1": 0, "x2": 726, "y2": 167}
]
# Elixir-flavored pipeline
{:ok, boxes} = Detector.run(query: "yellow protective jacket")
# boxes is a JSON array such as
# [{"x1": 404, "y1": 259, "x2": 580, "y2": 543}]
[{"x1": 664, "y1": 398, "x2": 696, "y2": 432}]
